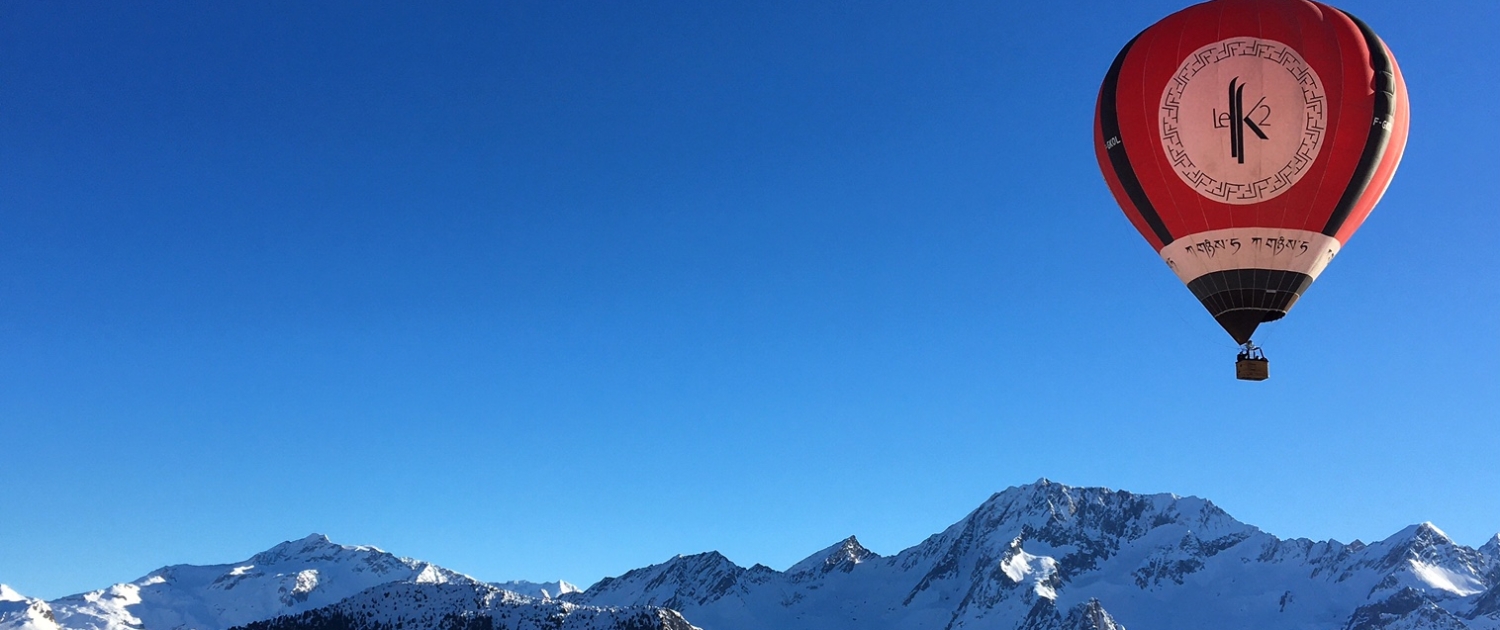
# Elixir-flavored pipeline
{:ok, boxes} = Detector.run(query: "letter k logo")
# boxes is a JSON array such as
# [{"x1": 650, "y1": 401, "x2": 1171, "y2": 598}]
[{"x1": 1228, "y1": 77, "x2": 1270, "y2": 164}]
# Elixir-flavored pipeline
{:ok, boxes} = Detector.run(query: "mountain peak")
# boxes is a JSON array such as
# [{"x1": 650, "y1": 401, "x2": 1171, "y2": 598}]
[
  {"x1": 1381, "y1": 522, "x2": 1461, "y2": 556},
  {"x1": 0, "y1": 586, "x2": 24, "y2": 603},
  {"x1": 0, "y1": 586, "x2": 59, "y2": 630},
  {"x1": 1413, "y1": 522, "x2": 1452, "y2": 541},
  {"x1": 1480, "y1": 533, "x2": 1500, "y2": 558},
  {"x1": 787, "y1": 536, "x2": 879, "y2": 575},
  {"x1": 1064, "y1": 599, "x2": 1125, "y2": 630},
  {"x1": 672, "y1": 550, "x2": 735, "y2": 569},
  {"x1": 249, "y1": 534, "x2": 385, "y2": 566},
  {"x1": 970, "y1": 480, "x2": 1242, "y2": 544}
]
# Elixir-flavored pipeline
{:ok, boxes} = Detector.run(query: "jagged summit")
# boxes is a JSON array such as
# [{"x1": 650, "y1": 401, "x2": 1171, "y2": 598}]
[
  {"x1": 787, "y1": 535, "x2": 878, "y2": 575},
  {"x1": 1479, "y1": 535, "x2": 1500, "y2": 575},
  {"x1": 665, "y1": 551, "x2": 738, "y2": 573},
  {"x1": 932, "y1": 479, "x2": 1253, "y2": 573},
  {"x1": 1354, "y1": 524, "x2": 1491, "y2": 600},
  {"x1": 249, "y1": 534, "x2": 386, "y2": 566},
  {"x1": 1066, "y1": 599, "x2": 1125, "y2": 630},
  {"x1": 1400, "y1": 523, "x2": 1458, "y2": 545},
  {"x1": 981, "y1": 479, "x2": 1231, "y2": 526}
]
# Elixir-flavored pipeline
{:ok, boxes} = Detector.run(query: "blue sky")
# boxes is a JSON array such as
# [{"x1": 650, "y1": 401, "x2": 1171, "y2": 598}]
[{"x1": 2, "y1": 0, "x2": 1496, "y2": 599}]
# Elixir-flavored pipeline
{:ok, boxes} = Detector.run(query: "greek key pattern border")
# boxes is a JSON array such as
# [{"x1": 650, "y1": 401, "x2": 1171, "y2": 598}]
[{"x1": 1159, "y1": 37, "x2": 1328, "y2": 205}]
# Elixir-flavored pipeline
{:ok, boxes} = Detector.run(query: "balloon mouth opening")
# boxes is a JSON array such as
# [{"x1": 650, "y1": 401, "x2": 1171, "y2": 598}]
[{"x1": 1214, "y1": 309, "x2": 1287, "y2": 345}]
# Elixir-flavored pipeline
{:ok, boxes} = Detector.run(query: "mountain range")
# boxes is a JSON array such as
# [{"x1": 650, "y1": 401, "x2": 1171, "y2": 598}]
[{"x1": 4, "y1": 480, "x2": 1497, "y2": 630}]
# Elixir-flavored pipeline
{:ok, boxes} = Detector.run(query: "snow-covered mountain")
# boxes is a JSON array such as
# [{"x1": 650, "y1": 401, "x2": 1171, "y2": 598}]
[
  {"x1": 566, "y1": 479, "x2": 1500, "y2": 630},
  {"x1": 43, "y1": 534, "x2": 470, "y2": 630},
  {"x1": 22, "y1": 534, "x2": 684, "y2": 630},
  {"x1": 1, "y1": 585, "x2": 61, "y2": 630},
  {"x1": 10, "y1": 480, "x2": 1499, "y2": 630}
]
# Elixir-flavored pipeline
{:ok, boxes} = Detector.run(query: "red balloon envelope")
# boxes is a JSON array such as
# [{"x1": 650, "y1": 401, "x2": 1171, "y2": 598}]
[{"x1": 1094, "y1": 0, "x2": 1408, "y2": 345}]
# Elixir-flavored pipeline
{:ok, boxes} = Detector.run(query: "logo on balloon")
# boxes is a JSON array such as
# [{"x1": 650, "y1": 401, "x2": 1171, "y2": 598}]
[
  {"x1": 1159, "y1": 38, "x2": 1326, "y2": 205},
  {"x1": 1214, "y1": 78, "x2": 1271, "y2": 164}
]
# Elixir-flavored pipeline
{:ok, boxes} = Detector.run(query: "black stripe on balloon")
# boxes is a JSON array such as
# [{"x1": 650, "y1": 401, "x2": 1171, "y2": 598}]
[
  {"x1": 1184, "y1": 269, "x2": 1317, "y2": 344},
  {"x1": 1322, "y1": 10, "x2": 1397, "y2": 237},
  {"x1": 1185, "y1": 269, "x2": 1316, "y2": 317},
  {"x1": 1229, "y1": 79, "x2": 1242, "y2": 162},
  {"x1": 1099, "y1": 33, "x2": 1174, "y2": 246}
]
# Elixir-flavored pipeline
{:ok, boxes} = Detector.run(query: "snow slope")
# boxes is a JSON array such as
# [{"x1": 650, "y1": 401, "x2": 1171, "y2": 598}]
[{"x1": 0, "y1": 586, "x2": 62, "y2": 630}]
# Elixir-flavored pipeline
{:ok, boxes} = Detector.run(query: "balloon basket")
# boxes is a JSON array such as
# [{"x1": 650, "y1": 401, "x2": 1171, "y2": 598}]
[{"x1": 1235, "y1": 344, "x2": 1268, "y2": 381}]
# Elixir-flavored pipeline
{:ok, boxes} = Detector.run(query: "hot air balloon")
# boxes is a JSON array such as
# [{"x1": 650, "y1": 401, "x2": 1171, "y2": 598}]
[{"x1": 1094, "y1": 0, "x2": 1408, "y2": 380}]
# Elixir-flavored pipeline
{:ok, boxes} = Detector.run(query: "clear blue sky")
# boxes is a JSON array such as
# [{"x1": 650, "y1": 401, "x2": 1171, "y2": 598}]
[{"x1": 2, "y1": 0, "x2": 1495, "y2": 600}]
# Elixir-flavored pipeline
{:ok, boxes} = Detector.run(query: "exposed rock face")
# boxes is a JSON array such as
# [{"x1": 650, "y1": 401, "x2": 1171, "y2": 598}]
[
  {"x1": 1341, "y1": 588, "x2": 1472, "y2": 630},
  {"x1": 787, "y1": 536, "x2": 879, "y2": 578}
]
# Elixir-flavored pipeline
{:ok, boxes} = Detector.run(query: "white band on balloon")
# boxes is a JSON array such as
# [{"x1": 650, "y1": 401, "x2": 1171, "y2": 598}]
[{"x1": 1158, "y1": 228, "x2": 1341, "y2": 285}]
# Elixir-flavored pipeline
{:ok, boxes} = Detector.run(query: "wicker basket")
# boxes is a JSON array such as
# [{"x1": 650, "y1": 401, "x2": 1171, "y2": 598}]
[{"x1": 1236, "y1": 357, "x2": 1269, "y2": 381}]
